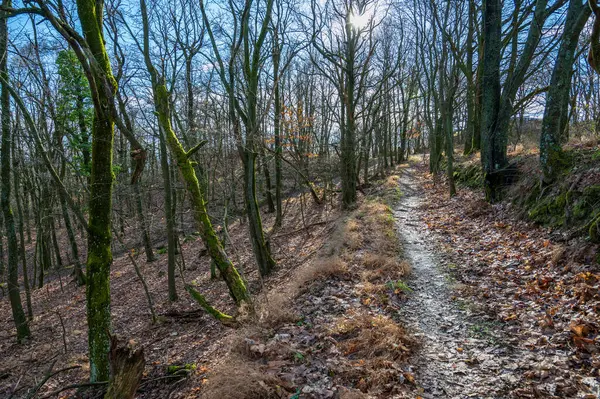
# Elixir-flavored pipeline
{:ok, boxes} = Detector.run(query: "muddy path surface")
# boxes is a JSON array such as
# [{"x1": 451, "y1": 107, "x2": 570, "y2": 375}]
[{"x1": 394, "y1": 166, "x2": 528, "y2": 399}]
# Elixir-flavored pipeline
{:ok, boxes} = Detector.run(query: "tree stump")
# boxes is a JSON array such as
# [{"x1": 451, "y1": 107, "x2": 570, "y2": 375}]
[{"x1": 104, "y1": 335, "x2": 145, "y2": 399}]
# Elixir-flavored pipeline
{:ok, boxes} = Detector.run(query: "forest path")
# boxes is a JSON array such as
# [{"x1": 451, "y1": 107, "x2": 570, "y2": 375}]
[{"x1": 394, "y1": 165, "x2": 524, "y2": 398}]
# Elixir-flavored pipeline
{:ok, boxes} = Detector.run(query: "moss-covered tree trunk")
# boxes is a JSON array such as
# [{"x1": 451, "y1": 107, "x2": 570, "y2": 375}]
[
  {"x1": 239, "y1": 0, "x2": 277, "y2": 276},
  {"x1": 341, "y1": 15, "x2": 358, "y2": 209},
  {"x1": 76, "y1": 0, "x2": 117, "y2": 382},
  {"x1": 482, "y1": 0, "x2": 552, "y2": 201},
  {"x1": 1, "y1": 0, "x2": 30, "y2": 342},
  {"x1": 473, "y1": 60, "x2": 483, "y2": 152},
  {"x1": 272, "y1": 27, "x2": 283, "y2": 228},
  {"x1": 241, "y1": 75, "x2": 276, "y2": 276},
  {"x1": 158, "y1": 126, "x2": 177, "y2": 301},
  {"x1": 261, "y1": 149, "x2": 275, "y2": 214},
  {"x1": 463, "y1": 0, "x2": 476, "y2": 155},
  {"x1": 540, "y1": 0, "x2": 590, "y2": 183},
  {"x1": 140, "y1": 0, "x2": 250, "y2": 307},
  {"x1": 200, "y1": 0, "x2": 276, "y2": 276},
  {"x1": 155, "y1": 84, "x2": 250, "y2": 305},
  {"x1": 242, "y1": 149, "x2": 276, "y2": 276}
]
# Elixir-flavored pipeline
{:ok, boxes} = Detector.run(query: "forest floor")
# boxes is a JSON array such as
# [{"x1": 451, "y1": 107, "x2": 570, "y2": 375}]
[
  {"x1": 401, "y1": 158, "x2": 600, "y2": 398},
  {"x1": 0, "y1": 182, "x2": 345, "y2": 398},
  {"x1": 0, "y1": 166, "x2": 417, "y2": 399},
  {"x1": 2, "y1": 157, "x2": 600, "y2": 398}
]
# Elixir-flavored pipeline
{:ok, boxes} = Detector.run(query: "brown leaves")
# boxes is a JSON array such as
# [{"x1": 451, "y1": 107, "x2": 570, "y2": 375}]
[
  {"x1": 570, "y1": 322, "x2": 598, "y2": 354},
  {"x1": 415, "y1": 161, "x2": 600, "y2": 395},
  {"x1": 570, "y1": 322, "x2": 590, "y2": 337},
  {"x1": 573, "y1": 336, "x2": 597, "y2": 353}
]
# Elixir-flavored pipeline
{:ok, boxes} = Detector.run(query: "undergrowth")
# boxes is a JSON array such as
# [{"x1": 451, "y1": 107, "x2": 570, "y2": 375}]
[
  {"x1": 451, "y1": 148, "x2": 600, "y2": 246},
  {"x1": 200, "y1": 168, "x2": 415, "y2": 398}
]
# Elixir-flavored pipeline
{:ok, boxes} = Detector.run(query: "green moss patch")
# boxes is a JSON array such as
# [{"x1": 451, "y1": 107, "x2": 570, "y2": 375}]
[
  {"x1": 528, "y1": 191, "x2": 568, "y2": 227},
  {"x1": 453, "y1": 163, "x2": 484, "y2": 188}
]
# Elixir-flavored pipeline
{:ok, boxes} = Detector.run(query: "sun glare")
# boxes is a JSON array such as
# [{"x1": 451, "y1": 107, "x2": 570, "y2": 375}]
[{"x1": 349, "y1": 10, "x2": 372, "y2": 30}]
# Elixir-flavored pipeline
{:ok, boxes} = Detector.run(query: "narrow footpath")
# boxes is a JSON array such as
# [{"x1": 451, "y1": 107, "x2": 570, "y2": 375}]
[{"x1": 394, "y1": 166, "x2": 528, "y2": 399}]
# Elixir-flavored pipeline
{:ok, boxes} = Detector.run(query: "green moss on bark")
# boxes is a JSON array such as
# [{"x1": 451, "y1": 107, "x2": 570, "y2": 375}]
[
  {"x1": 156, "y1": 86, "x2": 250, "y2": 305},
  {"x1": 76, "y1": 0, "x2": 117, "y2": 382},
  {"x1": 590, "y1": 216, "x2": 600, "y2": 243},
  {"x1": 185, "y1": 286, "x2": 235, "y2": 325},
  {"x1": 138, "y1": 3, "x2": 250, "y2": 308}
]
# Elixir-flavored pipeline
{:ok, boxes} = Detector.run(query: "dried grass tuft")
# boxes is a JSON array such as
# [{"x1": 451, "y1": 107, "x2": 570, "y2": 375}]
[
  {"x1": 347, "y1": 219, "x2": 361, "y2": 232},
  {"x1": 259, "y1": 292, "x2": 300, "y2": 329},
  {"x1": 344, "y1": 230, "x2": 363, "y2": 250},
  {"x1": 334, "y1": 314, "x2": 413, "y2": 361},
  {"x1": 359, "y1": 281, "x2": 386, "y2": 295},
  {"x1": 338, "y1": 387, "x2": 370, "y2": 399},
  {"x1": 229, "y1": 326, "x2": 268, "y2": 358},
  {"x1": 291, "y1": 256, "x2": 349, "y2": 286},
  {"x1": 551, "y1": 244, "x2": 566, "y2": 266},
  {"x1": 331, "y1": 313, "x2": 416, "y2": 392},
  {"x1": 581, "y1": 136, "x2": 599, "y2": 148},
  {"x1": 201, "y1": 357, "x2": 287, "y2": 399},
  {"x1": 361, "y1": 200, "x2": 390, "y2": 218},
  {"x1": 314, "y1": 256, "x2": 349, "y2": 277},
  {"x1": 258, "y1": 254, "x2": 348, "y2": 329},
  {"x1": 385, "y1": 174, "x2": 401, "y2": 189}
]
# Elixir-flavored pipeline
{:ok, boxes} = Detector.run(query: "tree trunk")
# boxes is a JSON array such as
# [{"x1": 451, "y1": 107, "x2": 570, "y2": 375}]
[
  {"x1": 463, "y1": 0, "x2": 477, "y2": 155},
  {"x1": 61, "y1": 194, "x2": 86, "y2": 286},
  {"x1": 134, "y1": 182, "x2": 155, "y2": 263},
  {"x1": 262, "y1": 150, "x2": 275, "y2": 213},
  {"x1": 480, "y1": 0, "x2": 503, "y2": 202},
  {"x1": 540, "y1": 0, "x2": 590, "y2": 183},
  {"x1": 141, "y1": 0, "x2": 250, "y2": 307},
  {"x1": 158, "y1": 126, "x2": 178, "y2": 302},
  {"x1": 273, "y1": 33, "x2": 283, "y2": 228},
  {"x1": 13, "y1": 115, "x2": 33, "y2": 318},
  {"x1": 1, "y1": 0, "x2": 30, "y2": 341},
  {"x1": 242, "y1": 150, "x2": 276, "y2": 276},
  {"x1": 50, "y1": 215, "x2": 63, "y2": 269},
  {"x1": 241, "y1": 72, "x2": 276, "y2": 276},
  {"x1": 77, "y1": 0, "x2": 118, "y2": 382}
]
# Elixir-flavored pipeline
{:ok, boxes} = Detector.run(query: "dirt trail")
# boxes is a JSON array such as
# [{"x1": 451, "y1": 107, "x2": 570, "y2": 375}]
[{"x1": 394, "y1": 166, "x2": 526, "y2": 398}]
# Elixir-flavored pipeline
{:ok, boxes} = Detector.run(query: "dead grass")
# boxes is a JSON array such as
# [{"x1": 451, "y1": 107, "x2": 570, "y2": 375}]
[
  {"x1": 201, "y1": 170, "x2": 411, "y2": 398},
  {"x1": 385, "y1": 174, "x2": 401, "y2": 189},
  {"x1": 331, "y1": 312, "x2": 416, "y2": 392},
  {"x1": 338, "y1": 387, "x2": 371, "y2": 399},
  {"x1": 201, "y1": 356, "x2": 288, "y2": 399},
  {"x1": 361, "y1": 257, "x2": 410, "y2": 284},
  {"x1": 258, "y1": 291, "x2": 301, "y2": 328},
  {"x1": 568, "y1": 133, "x2": 599, "y2": 149},
  {"x1": 333, "y1": 313, "x2": 413, "y2": 360},
  {"x1": 311, "y1": 256, "x2": 349, "y2": 278},
  {"x1": 256, "y1": 255, "x2": 349, "y2": 329},
  {"x1": 551, "y1": 244, "x2": 566, "y2": 267},
  {"x1": 464, "y1": 199, "x2": 492, "y2": 219}
]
